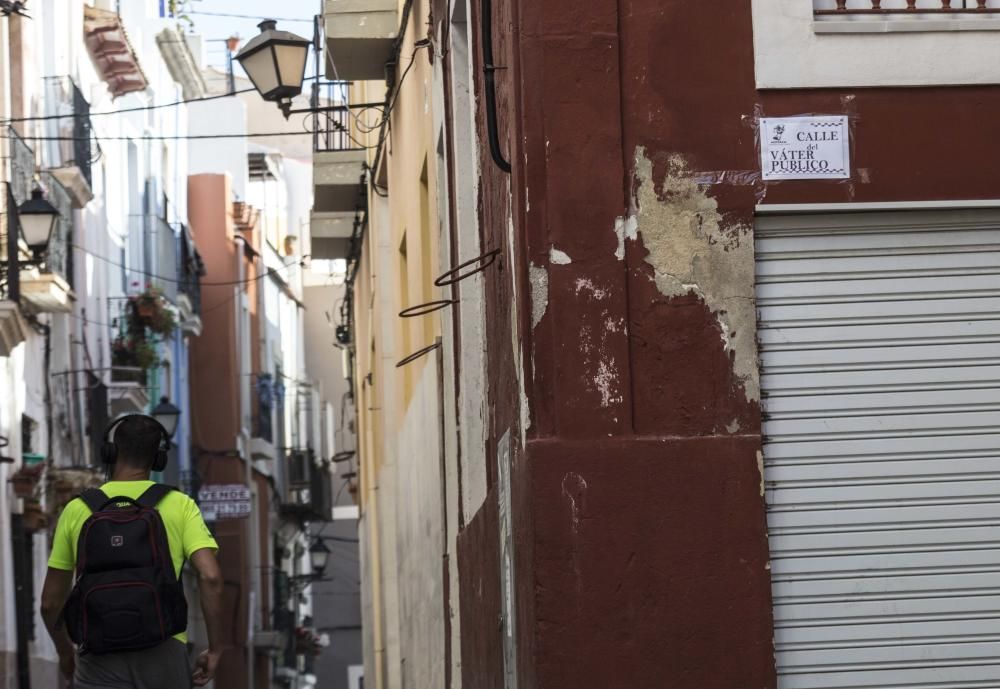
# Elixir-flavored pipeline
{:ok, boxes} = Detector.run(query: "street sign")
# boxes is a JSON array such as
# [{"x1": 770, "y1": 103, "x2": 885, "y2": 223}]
[
  {"x1": 760, "y1": 115, "x2": 850, "y2": 181},
  {"x1": 198, "y1": 483, "x2": 251, "y2": 521}
]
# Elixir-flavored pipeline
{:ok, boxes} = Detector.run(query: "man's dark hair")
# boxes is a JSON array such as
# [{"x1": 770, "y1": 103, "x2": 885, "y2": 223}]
[{"x1": 113, "y1": 415, "x2": 164, "y2": 469}]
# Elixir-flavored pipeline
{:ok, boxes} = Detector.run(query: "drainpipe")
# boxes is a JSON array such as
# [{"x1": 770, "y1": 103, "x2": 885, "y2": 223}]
[{"x1": 234, "y1": 233, "x2": 255, "y2": 689}]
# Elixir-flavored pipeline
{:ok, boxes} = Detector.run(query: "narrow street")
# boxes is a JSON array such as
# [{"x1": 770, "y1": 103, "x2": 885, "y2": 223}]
[{"x1": 2, "y1": 1, "x2": 1000, "y2": 689}]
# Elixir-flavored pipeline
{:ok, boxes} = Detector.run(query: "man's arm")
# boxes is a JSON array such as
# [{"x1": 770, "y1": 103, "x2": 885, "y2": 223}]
[
  {"x1": 40, "y1": 568, "x2": 76, "y2": 680},
  {"x1": 190, "y1": 547, "x2": 224, "y2": 687}
]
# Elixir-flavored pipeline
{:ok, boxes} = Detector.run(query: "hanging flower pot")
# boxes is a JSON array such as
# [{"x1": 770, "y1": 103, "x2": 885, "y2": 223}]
[{"x1": 129, "y1": 285, "x2": 177, "y2": 337}]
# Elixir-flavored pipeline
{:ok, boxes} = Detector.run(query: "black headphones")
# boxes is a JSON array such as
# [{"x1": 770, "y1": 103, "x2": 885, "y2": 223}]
[{"x1": 101, "y1": 415, "x2": 172, "y2": 472}]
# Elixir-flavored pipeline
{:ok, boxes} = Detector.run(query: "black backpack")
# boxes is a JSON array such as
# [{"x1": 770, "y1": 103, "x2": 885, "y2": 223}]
[{"x1": 62, "y1": 484, "x2": 188, "y2": 654}]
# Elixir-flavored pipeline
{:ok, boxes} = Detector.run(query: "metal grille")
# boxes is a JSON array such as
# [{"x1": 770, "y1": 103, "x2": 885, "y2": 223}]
[{"x1": 757, "y1": 210, "x2": 1000, "y2": 689}]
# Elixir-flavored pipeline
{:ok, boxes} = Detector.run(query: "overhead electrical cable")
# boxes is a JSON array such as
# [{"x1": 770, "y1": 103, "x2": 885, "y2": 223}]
[
  {"x1": 187, "y1": 10, "x2": 314, "y2": 22},
  {"x1": 21, "y1": 130, "x2": 315, "y2": 142},
  {"x1": 1, "y1": 88, "x2": 257, "y2": 125},
  {"x1": 71, "y1": 244, "x2": 302, "y2": 286}
]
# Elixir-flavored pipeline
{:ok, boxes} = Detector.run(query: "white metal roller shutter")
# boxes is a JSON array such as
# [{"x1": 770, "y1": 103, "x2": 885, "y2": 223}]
[{"x1": 757, "y1": 210, "x2": 1000, "y2": 689}]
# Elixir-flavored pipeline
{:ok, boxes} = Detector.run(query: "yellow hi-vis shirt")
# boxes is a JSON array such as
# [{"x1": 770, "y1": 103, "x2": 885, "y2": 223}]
[{"x1": 48, "y1": 480, "x2": 218, "y2": 644}]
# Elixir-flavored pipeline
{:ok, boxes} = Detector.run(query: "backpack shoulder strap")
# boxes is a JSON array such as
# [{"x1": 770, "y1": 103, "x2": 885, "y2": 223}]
[
  {"x1": 136, "y1": 483, "x2": 176, "y2": 509},
  {"x1": 79, "y1": 488, "x2": 107, "y2": 514}
]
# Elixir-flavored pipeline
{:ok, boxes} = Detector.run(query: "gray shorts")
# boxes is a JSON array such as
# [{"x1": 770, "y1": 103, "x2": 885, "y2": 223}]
[{"x1": 74, "y1": 639, "x2": 192, "y2": 689}]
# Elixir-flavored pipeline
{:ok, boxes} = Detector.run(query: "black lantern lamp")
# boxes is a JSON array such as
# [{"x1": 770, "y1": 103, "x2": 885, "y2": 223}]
[
  {"x1": 309, "y1": 538, "x2": 331, "y2": 576},
  {"x1": 152, "y1": 396, "x2": 181, "y2": 439},
  {"x1": 235, "y1": 20, "x2": 311, "y2": 117},
  {"x1": 18, "y1": 187, "x2": 59, "y2": 264}
]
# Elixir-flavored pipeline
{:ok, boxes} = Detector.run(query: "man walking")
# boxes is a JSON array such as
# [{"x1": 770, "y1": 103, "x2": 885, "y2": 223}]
[{"x1": 40, "y1": 414, "x2": 225, "y2": 688}]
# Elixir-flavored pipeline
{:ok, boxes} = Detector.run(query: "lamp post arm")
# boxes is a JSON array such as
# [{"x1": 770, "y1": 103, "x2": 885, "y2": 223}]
[{"x1": 279, "y1": 101, "x2": 387, "y2": 120}]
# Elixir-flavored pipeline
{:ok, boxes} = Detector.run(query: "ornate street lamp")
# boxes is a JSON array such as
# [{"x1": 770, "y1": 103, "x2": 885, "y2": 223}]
[
  {"x1": 17, "y1": 187, "x2": 59, "y2": 264},
  {"x1": 234, "y1": 20, "x2": 311, "y2": 117},
  {"x1": 152, "y1": 396, "x2": 181, "y2": 439}
]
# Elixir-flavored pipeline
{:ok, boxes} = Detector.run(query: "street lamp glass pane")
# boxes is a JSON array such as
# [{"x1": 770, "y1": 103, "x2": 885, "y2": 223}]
[
  {"x1": 275, "y1": 43, "x2": 308, "y2": 90},
  {"x1": 20, "y1": 213, "x2": 55, "y2": 250},
  {"x1": 242, "y1": 48, "x2": 279, "y2": 98},
  {"x1": 310, "y1": 540, "x2": 331, "y2": 573}
]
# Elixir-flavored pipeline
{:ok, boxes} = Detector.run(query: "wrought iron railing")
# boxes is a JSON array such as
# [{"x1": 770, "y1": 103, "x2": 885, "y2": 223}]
[
  {"x1": 42, "y1": 76, "x2": 94, "y2": 187},
  {"x1": 311, "y1": 81, "x2": 359, "y2": 153},
  {"x1": 816, "y1": 0, "x2": 1000, "y2": 13},
  {"x1": 39, "y1": 171, "x2": 73, "y2": 285},
  {"x1": 8, "y1": 128, "x2": 34, "y2": 205}
]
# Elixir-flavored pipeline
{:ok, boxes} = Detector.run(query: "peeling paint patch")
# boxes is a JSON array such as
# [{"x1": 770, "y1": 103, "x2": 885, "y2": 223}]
[
  {"x1": 726, "y1": 419, "x2": 742, "y2": 434},
  {"x1": 594, "y1": 358, "x2": 623, "y2": 408},
  {"x1": 757, "y1": 450, "x2": 765, "y2": 497},
  {"x1": 574, "y1": 278, "x2": 609, "y2": 300},
  {"x1": 549, "y1": 247, "x2": 572, "y2": 265},
  {"x1": 529, "y1": 263, "x2": 549, "y2": 330},
  {"x1": 508, "y1": 214, "x2": 531, "y2": 438},
  {"x1": 631, "y1": 146, "x2": 760, "y2": 403},
  {"x1": 614, "y1": 215, "x2": 639, "y2": 260}
]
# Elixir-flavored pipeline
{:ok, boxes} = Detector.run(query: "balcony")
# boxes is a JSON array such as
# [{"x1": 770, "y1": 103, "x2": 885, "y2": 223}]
[
  {"x1": 19, "y1": 172, "x2": 74, "y2": 314},
  {"x1": 814, "y1": 0, "x2": 1000, "y2": 30},
  {"x1": 83, "y1": 6, "x2": 148, "y2": 98},
  {"x1": 280, "y1": 450, "x2": 332, "y2": 522},
  {"x1": 323, "y1": 0, "x2": 398, "y2": 80},
  {"x1": 108, "y1": 301, "x2": 151, "y2": 413},
  {"x1": 312, "y1": 81, "x2": 364, "y2": 261},
  {"x1": 41, "y1": 77, "x2": 95, "y2": 208}
]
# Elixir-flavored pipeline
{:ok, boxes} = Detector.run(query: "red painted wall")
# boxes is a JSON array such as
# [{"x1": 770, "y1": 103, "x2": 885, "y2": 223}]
[{"x1": 459, "y1": 1, "x2": 1000, "y2": 687}]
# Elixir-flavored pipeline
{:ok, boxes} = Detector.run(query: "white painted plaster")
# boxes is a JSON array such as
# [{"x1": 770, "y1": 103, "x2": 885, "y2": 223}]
[
  {"x1": 549, "y1": 246, "x2": 572, "y2": 265},
  {"x1": 753, "y1": 0, "x2": 1000, "y2": 88},
  {"x1": 529, "y1": 263, "x2": 549, "y2": 330},
  {"x1": 614, "y1": 215, "x2": 638, "y2": 260}
]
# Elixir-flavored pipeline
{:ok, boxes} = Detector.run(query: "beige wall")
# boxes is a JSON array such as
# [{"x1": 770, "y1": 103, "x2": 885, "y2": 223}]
[{"x1": 347, "y1": 0, "x2": 452, "y2": 687}]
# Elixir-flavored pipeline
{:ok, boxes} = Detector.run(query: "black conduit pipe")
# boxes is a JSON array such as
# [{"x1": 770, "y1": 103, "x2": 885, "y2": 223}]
[{"x1": 481, "y1": 0, "x2": 511, "y2": 173}]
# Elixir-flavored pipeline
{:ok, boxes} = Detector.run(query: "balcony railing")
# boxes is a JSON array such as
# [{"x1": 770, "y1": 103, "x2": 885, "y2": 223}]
[
  {"x1": 311, "y1": 81, "x2": 361, "y2": 153},
  {"x1": 816, "y1": 1, "x2": 1000, "y2": 13},
  {"x1": 42, "y1": 76, "x2": 94, "y2": 188}
]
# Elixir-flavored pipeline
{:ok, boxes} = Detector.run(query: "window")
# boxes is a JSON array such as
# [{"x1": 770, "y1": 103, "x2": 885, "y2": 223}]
[{"x1": 754, "y1": 0, "x2": 1000, "y2": 88}]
